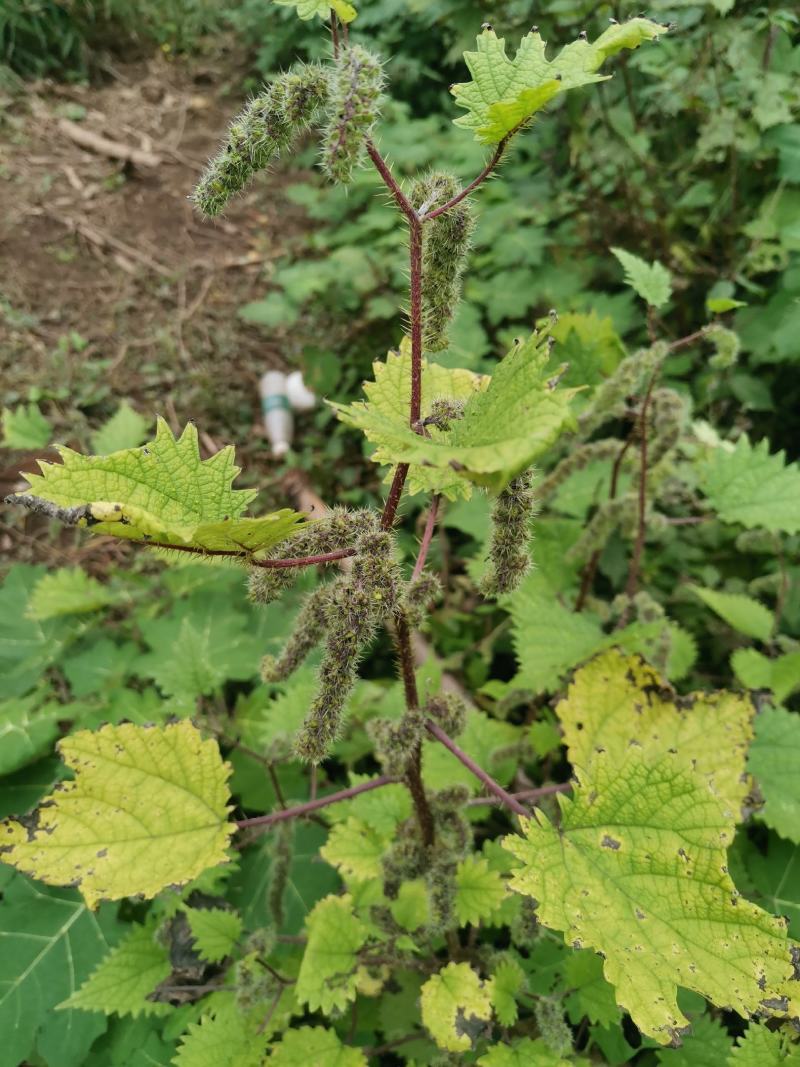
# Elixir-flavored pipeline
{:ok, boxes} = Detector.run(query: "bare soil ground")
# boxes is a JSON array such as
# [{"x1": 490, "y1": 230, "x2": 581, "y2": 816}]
[{"x1": 0, "y1": 50, "x2": 313, "y2": 564}]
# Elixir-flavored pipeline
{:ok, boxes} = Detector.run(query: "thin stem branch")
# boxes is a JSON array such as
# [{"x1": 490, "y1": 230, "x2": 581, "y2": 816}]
[
  {"x1": 381, "y1": 462, "x2": 410, "y2": 529},
  {"x1": 409, "y1": 218, "x2": 423, "y2": 426},
  {"x1": 394, "y1": 611, "x2": 436, "y2": 848},
  {"x1": 424, "y1": 720, "x2": 529, "y2": 818},
  {"x1": 625, "y1": 370, "x2": 658, "y2": 602},
  {"x1": 411, "y1": 495, "x2": 440, "y2": 581},
  {"x1": 330, "y1": 11, "x2": 339, "y2": 57},
  {"x1": 423, "y1": 136, "x2": 510, "y2": 221},
  {"x1": 365, "y1": 139, "x2": 418, "y2": 224},
  {"x1": 235, "y1": 775, "x2": 398, "y2": 831},
  {"x1": 466, "y1": 782, "x2": 571, "y2": 808}
]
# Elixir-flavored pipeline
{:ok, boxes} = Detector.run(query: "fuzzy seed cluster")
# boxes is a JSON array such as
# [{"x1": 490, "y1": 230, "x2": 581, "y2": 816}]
[
  {"x1": 321, "y1": 45, "x2": 385, "y2": 184},
  {"x1": 481, "y1": 469, "x2": 537, "y2": 597}
]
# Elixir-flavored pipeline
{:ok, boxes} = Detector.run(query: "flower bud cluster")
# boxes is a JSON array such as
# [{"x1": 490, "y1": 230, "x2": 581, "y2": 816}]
[
  {"x1": 424, "y1": 397, "x2": 466, "y2": 432},
  {"x1": 321, "y1": 45, "x2": 385, "y2": 184},
  {"x1": 411, "y1": 173, "x2": 475, "y2": 351},
  {"x1": 368, "y1": 709, "x2": 425, "y2": 779},
  {"x1": 534, "y1": 997, "x2": 573, "y2": 1058},
  {"x1": 401, "y1": 572, "x2": 442, "y2": 630},
  {"x1": 705, "y1": 323, "x2": 741, "y2": 369},
  {"x1": 480, "y1": 469, "x2": 537, "y2": 596},
  {"x1": 193, "y1": 62, "x2": 329, "y2": 217},
  {"x1": 424, "y1": 693, "x2": 467, "y2": 738}
]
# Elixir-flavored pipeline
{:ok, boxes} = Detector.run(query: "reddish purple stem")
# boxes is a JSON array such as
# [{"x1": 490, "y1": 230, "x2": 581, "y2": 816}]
[
  {"x1": 411, "y1": 495, "x2": 440, "y2": 581},
  {"x1": 236, "y1": 775, "x2": 398, "y2": 831},
  {"x1": 424, "y1": 720, "x2": 529, "y2": 817}
]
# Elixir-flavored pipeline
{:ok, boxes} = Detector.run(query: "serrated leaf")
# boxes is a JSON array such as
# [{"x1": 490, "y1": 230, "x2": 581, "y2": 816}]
[
  {"x1": 563, "y1": 949, "x2": 621, "y2": 1029},
  {"x1": 504, "y1": 657, "x2": 798, "y2": 1045},
  {"x1": 267, "y1": 1026, "x2": 367, "y2": 1066},
  {"x1": 91, "y1": 401, "x2": 150, "y2": 455},
  {"x1": 748, "y1": 706, "x2": 800, "y2": 844},
  {"x1": 420, "y1": 962, "x2": 493, "y2": 1052},
  {"x1": 273, "y1": 0, "x2": 357, "y2": 24},
  {"x1": 390, "y1": 879, "x2": 429, "y2": 932},
  {"x1": 558, "y1": 650, "x2": 754, "y2": 811},
  {"x1": 27, "y1": 567, "x2": 115, "y2": 620},
  {"x1": 698, "y1": 437, "x2": 800, "y2": 534},
  {"x1": 452, "y1": 20, "x2": 668, "y2": 144},
  {"x1": 0, "y1": 695, "x2": 61, "y2": 776},
  {"x1": 185, "y1": 907, "x2": 242, "y2": 963},
  {"x1": 692, "y1": 587, "x2": 774, "y2": 642},
  {"x1": 611, "y1": 247, "x2": 672, "y2": 309},
  {"x1": 320, "y1": 817, "x2": 386, "y2": 882},
  {"x1": 655, "y1": 1013, "x2": 733, "y2": 1065},
  {"x1": 728, "y1": 1025, "x2": 800, "y2": 1065},
  {"x1": 332, "y1": 331, "x2": 577, "y2": 498},
  {"x1": 0, "y1": 874, "x2": 121, "y2": 1067},
  {"x1": 510, "y1": 573, "x2": 663, "y2": 694},
  {"x1": 17, "y1": 418, "x2": 306, "y2": 553},
  {"x1": 732, "y1": 649, "x2": 800, "y2": 704},
  {"x1": 173, "y1": 996, "x2": 270, "y2": 1067},
  {"x1": 60, "y1": 920, "x2": 171, "y2": 1018},
  {"x1": 2, "y1": 402, "x2": 51, "y2": 449},
  {"x1": 295, "y1": 894, "x2": 367, "y2": 1014},
  {"x1": 237, "y1": 674, "x2": 318, "y2": 761},
  {"x1": 477, "y1": 1037, "x2": 573, "y2": 1066},
  {"x1": 455, "y1": 855, "x2": 508, "y2": 926},
  {"x1": 0, "y1": 721, "x2": 234, "y2": 907},
  {"x1": 489, "y1": 957, "x2": 525, "y2": 1026}
]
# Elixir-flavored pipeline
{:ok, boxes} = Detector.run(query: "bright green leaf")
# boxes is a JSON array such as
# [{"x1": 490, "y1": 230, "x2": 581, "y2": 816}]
[
  {"x1": 60, "y1": 920, "x2": 171, "y2": 1018},
  {"x1": 267, "y1": 1026, "x2": 367, "y2": 1066},
  {"x1": 0, "y1": 695, "x2": 61, "y2": 776},
  {"x1": 707, "y1": 297, "x2": 748, "y2": 314},
  {"x1": 0, "y1": 721, "x2": 234, "y2": 907},
  {"x1": 295, "y1": 894, "x2": 367, "y2": 1014},
  {"x1": 2, "y1": 402, "x2": 51, "y2": 449},
  {"x1": 27, "y1": 567, "x2": 115, "y2": 621},
  {"x1": 489, "y1": 956, "x2": 525, "y2": 1026},
  {"x1": 728, "y1": 1024, "x2": 800, "y2": 1065},
  {"x1": 611, "y1": 247, "x2": 672, "y2": 309},
  {"x1": 185, "y1": 907, "x2": 242, "y2": 963},
  {"x1": 173, "y1": 997, "x2": 271, "y2": 1067},
  {"x1": 732, "y1": 649, "x2": 800, "y2": 704},
  {"x1": 273, "y1": 0, "x2": 357, "y2": 24},
  {"x1": 0, "y1": 875, "x2": 121, "y2": 1067},
  {"x1": 452, "y1": 21, "x2": 668, "y2": 144},
  {"x1": 17, "y1": 418, "x2": 307, "y2": 553},
  {"x1": 748, "y1": 706, "x2": 800, "y2": 844},
  {"x1": 90, "y1": 401, "x2": 150, "y2": 455},
  {"x1": 698, "y1": 437, "x2": 800, "y2": 534},
  {"x1": 390, "y1": 879, "x2": 429, "y2": 932},
  {"x1": 320, "y1": 817, "x2": 386, "y2": 882},
  {"x1": 692, "y1": 586, "x2": 774, "y2": 642},
  {"x1": 420, "y1": 961, "x2": 493, "y2": 1052},
  {"x1": 455, "y1": 855, "x2": 508, "y2": 926},
  {"x1": 332, "y1": 331, "x2": 577, "y2": 498},
  {"x1": 557, "y1": 650, "x2": 754, "y2": 811},
  {"x1": 655, "y1": 1014, "x2": 732, "y2": 1065},
  {"x1": 563, "y1": 949, "x2": 621, "y2": 1029},
  {"x1": 478, "y1": 1037, "x2": 574, "y2": 1066}
]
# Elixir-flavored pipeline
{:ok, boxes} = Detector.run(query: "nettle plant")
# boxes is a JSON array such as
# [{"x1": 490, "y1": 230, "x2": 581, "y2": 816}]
[{"x1": 4, "y1": 5, "x2": 800, "y2": 1066}]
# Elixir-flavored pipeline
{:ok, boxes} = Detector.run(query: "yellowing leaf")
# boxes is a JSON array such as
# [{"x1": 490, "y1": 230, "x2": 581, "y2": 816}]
[
  {"x1": 333, "y1": 331, "x2": 577, "y2": 499},
  {"x1": 320, "y1": 817, "x2": 386, "y2": 882},
  {"x1": 295, "y1": 895, "x2": 367, "y2": 1014},
  {"x1": 273, "y1": 0, "x2": 357, "y2": 24},
  {"x1": 0, "y1": 721, "x2": 234, "y2": 908},
  {"x1": 267, "y1": 1026, "x2": 367, "y2": 1066},
  {"x1": 452, "y1": 20, "x2": 669, "y2": 144},
  {"x1": 504, "y1": 742, "x2": 800, "y2": 1045},
  {"x1": 26, "y1": 567, "x2": 115, "y2": 620},
  {"x1": 455, "y1": 855, "x2": 508, "y2": 926},
  {"x1": 59, "y1": 920, "x2": 172, "y2": 1018},
  {"x1": 420, "y1": 962, "x2": 493, "y2": 1052},
  {"x1": 748, "y1": 706, "x2": 800, "y2": 845},
  {"x1": 17, "y1": 418, "x2": 306, "y2": 554},
  {"x1": 185, "y1": 907, "x2": 243, "y2": 963},
  {"x1": 557, "y1": 650, "x2": 754, "y2": 811}
]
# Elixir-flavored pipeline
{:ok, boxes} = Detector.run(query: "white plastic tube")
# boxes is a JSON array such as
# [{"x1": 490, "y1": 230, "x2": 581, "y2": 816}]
[{"x1": 259, "y1": 371, "x2": 317, "y2": 457}]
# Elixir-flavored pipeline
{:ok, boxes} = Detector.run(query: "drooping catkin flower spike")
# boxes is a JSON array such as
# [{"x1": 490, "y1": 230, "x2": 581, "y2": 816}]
[
  {"x1": 267, "y1": 822, "x2": 293, "y2": 929},
  {"x1": 321, "y1": 45, "x2": 385, "y2": 184},
  {"x1": 193, "y1": 62, "x2": 329, "y2": 217},
  {"x1": 577, "y1": 341, "x2": 669, "y2": 438},
  {"x1": 295, "y1": 528, "x2": 402, "y2": 763},
  {"x1": 260, "y1": 580, "x2": 338, "y2": 682},
  {"x1": 411, "y1": 173, "x2": 475, "y2": 351},
  {"x1": 534, "y1": 998, "x2": 574, "y2": 1059},
  {"x1": 480, "y1": 469, "x2": 537, "y2": 597},
  {"x1": 248, "y1": 507, "x2": 377, "y2": 606},
  {"x1": 537, "y1": 439, "x2": 621, "y2": 502}
]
